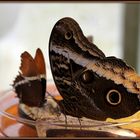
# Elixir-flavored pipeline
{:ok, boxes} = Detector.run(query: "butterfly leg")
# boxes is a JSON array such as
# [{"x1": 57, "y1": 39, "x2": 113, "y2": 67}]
[
  {"x1": 64, "y1": 114, "x2": 68, "y2": 129},
  {"x1": 78, "y1": 118, "x2": 82, "y2": 130}
]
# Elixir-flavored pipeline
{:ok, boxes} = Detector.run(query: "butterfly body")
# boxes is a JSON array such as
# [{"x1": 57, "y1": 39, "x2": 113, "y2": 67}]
[{"x1": 49, "y1": 17, "x2": 140, "y2": 121}]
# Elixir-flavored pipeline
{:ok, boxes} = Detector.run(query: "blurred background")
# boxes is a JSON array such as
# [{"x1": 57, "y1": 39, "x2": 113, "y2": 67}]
[{"x1": 0, "y1": 3, "x2": 139, "y2": 91}]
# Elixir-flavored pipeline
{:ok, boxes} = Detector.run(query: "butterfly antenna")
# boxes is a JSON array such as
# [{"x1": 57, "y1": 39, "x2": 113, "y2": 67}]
[
  {"x1": 46, "y1": 90, "x2": 56, "y2": 100},
  {"x1": 45, "y1": 90, "x2": 61, "y2": 106}
]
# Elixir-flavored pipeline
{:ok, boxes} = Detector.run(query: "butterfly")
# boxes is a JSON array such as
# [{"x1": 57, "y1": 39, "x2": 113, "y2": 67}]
[
  {"x1": 49, "y1": 17, "x2": 140, "y2": 121},
  {"x1": 12, "y1": 48, "x2": 47, "y2": 121},
  {"x1": 13, "y1": 48, "x2": 46, "y2": 107}
]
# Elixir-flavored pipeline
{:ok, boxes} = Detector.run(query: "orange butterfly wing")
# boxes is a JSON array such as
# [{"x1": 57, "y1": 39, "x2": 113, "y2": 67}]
[
  {"x1": 20, "y1": 51, "x2": 38, "y2": 77},
  {"x1": 34, "y1": 48, "x2": 46, "y2": 75}
]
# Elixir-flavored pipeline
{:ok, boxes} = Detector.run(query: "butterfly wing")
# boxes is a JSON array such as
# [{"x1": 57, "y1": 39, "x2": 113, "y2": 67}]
[
  {"x1": 49, "y1": 17, "x2": 140, "y2": 121},
  {"x1": 49, "y1": 17, "x2": 106, "y2": 119},
  {"x1": 20, "y1": 51, "x2": 38, "y2": 77},
  {"x1": 13, "y1": 49, "x2": 46, "y2": 107},
  {"x1": 34, "y1": 48, "x2": 46, "y2": 75},
  {"x1": 34, "y1": 48, "x2": 46, "y2": 105}
]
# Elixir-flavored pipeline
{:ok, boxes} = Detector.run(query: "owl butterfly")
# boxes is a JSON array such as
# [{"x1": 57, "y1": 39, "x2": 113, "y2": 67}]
[
  {"x1": 12, "y1": 48, "x2": 48, "y2": 120},
  {"x1": 49, "y1": 17, "x2": 140, "y2": 121}
]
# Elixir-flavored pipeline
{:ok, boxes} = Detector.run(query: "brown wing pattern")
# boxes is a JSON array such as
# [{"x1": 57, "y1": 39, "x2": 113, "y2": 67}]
[
  {"x1": 49, "y1": 17, "x2": 140, "y2": 120},
  {"x1": 13, "y1": 48, "x2": 46, "y2": 107},
  {"x1": 87, "y1": 56, "x2": 140, "y2": 94},
  {"x1": 34, "y1": 48, "x2": 46, "y2": 75},
  {"x1": 20, "y1": 51, "x2": 38, "y2": 77}
]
